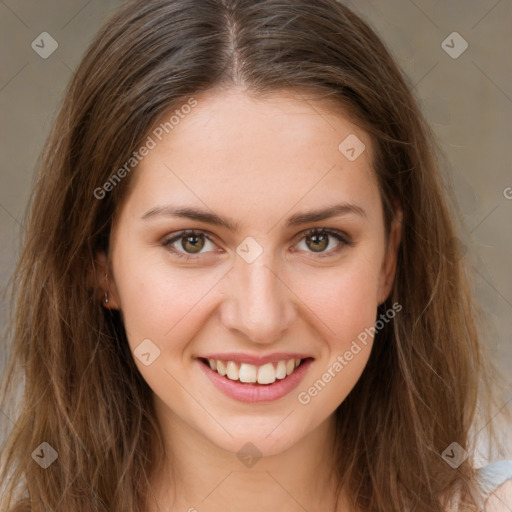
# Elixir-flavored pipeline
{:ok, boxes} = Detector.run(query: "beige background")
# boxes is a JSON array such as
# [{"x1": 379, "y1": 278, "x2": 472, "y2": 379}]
[{"x1": 1, "y1": 1, "x2": 511, "y2": 457}]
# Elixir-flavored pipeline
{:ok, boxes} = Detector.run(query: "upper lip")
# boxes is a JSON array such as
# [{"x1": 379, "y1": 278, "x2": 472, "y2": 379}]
[{"x1": 198, "y1": 352, "x2": 313, "y2": 365}]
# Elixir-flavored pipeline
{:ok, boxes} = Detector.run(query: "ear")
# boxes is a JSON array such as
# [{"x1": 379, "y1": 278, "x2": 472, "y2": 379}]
[
  {"x1": 92, "y1": 251, "x2": 121, "y2": 310},
  {"x1": 377, "y1": 204, "x2": 403, "y2": 305}
]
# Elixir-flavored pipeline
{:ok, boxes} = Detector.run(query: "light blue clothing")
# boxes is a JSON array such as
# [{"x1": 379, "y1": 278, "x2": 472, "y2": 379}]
[{"x1": 476, "y1": 460, "x2": 512, "y2": 503}]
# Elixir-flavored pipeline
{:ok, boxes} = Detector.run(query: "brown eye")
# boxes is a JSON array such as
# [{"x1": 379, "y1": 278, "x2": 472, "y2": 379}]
[
  {"x1": 305, "y1": 232, "x2": 329, "y2": 252},
  {"x1": 163, "y1": 230, "x2": 217, "y2": 258},
  {"x1": 180, "y1": 233, "x2": 205, "y2": 253},
  {"x1": 294, "y1": 228, "x2": 351, "y2": 256}
]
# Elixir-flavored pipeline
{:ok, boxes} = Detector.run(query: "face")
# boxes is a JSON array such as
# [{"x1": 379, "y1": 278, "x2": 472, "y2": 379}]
[{"x1": 98, "y1": 87, "x2": 401, "y2": 457}]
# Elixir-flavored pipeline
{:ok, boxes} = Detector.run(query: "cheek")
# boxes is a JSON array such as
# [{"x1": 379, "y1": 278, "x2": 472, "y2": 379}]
[
  {"x1": 292, "y1": 255, "x2": 381, "y2": 344},
  {"x1": 293, "y1": 280, "x2": 377, "y2": 412},
  {"x1": 112, "y1": 254, "x2": 227, "y2": 399},
  {"x1": 113, "y1": 249, "x2": 224, "y2": 353},
  {"x1": 290, "y1": 254, "x2": 381, "y2": 405},
  {"x1": 115, "y1": 246, "x2": 381, "y2": 347}
]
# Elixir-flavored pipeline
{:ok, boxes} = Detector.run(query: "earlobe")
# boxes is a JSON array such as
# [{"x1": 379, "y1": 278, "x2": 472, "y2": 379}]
[
  {"x1": 94, "y1": 251, "x2": 121, "y2": 310},
  {"x1": 377, "y1": 207, "x2": 403, "y2": 305}
]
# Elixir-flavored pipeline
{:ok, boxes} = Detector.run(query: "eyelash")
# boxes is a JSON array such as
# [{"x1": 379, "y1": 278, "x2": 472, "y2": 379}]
[{"x1": 161, "y1": 228, "x2": 353, "y2": 261}]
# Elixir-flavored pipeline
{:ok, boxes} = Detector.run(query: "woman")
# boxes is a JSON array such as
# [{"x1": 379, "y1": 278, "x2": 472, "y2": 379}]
[{"x1": 1, "y1": 0, "x2": 511, "y2": 510}]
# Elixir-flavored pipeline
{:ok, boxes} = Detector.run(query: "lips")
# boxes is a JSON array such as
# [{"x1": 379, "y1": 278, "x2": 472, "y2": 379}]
[{"x1": 196, "y1": 353, "x2": 314, "y2": 403}]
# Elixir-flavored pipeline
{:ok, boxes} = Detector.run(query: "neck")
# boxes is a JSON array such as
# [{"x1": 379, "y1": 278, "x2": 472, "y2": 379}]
[{"x1": 145, "y1": 402, "x2": 344, "y2": 512}]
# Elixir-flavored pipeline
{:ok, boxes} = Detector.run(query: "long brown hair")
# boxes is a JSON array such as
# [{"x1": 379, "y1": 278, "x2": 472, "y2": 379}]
[{"x1": 0, "y1": 0, "x2": 506, "y2": 510}]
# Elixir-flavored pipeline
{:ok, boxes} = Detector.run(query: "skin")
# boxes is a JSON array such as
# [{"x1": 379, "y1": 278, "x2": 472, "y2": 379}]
[
  {"x1": 96, "y1": 86, "x2": 402, "y2": 511},
  {"x1": 485, "y1": 482, "x2": 512, "y2": 512}
]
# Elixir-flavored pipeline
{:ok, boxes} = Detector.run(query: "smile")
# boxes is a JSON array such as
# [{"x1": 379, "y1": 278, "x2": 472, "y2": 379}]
[
  {"x1": 204, "y1": 357, "x2": 302, "y2": 384},
  {"x1": 197, "y1": 354, "x2": 314, "y2": 403}
]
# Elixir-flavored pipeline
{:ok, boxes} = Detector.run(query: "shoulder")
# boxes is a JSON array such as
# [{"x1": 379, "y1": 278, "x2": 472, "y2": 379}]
[
  {"x1": 483, "y1": 479, "x2": 512, "y2": 511},
  {"x1": 477, "y1": 460, "x2": 512, "y2": 512}
]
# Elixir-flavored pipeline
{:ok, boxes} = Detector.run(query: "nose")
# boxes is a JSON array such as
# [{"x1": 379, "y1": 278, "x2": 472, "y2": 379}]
[{"x1": 219, "y1": 251, "x2": 297, "y2": 345}]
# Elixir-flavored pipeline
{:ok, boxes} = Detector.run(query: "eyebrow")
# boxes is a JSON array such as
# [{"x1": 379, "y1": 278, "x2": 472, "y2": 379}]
[{"x1": 140, "y1": 202, "x2": 367, "y2": 231}]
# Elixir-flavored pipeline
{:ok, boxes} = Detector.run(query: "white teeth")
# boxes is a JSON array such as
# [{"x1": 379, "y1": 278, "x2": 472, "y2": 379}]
[
  {"x1": 226, "y1": 361, "x2": 239, "y2": 381},
  {"x1": 207, "y1": 357, "x2": 304, "y2": 383},
  {"x1": 239, "y1": 363, "x2": 257, "y2": 383},
  {"x1": 257, "y1": 363, "x2": 276, "y2": 384},
  {"x1": 276, "y1": 360, "x2": 287, "y2": 380},
  {"x1": 216, "y1": 360, "x2": 227, "y2": 376}
]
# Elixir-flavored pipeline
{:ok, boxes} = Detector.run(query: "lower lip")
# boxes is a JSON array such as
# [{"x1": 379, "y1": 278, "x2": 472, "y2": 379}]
[{"x1": 197, "y1": 358, "x2": 313, "y2": 403}]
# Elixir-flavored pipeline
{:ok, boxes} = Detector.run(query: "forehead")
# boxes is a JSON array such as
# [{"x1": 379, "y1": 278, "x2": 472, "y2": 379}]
[{"x1": 119, "y1": 87, "x2": 381, "y2": 226}]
